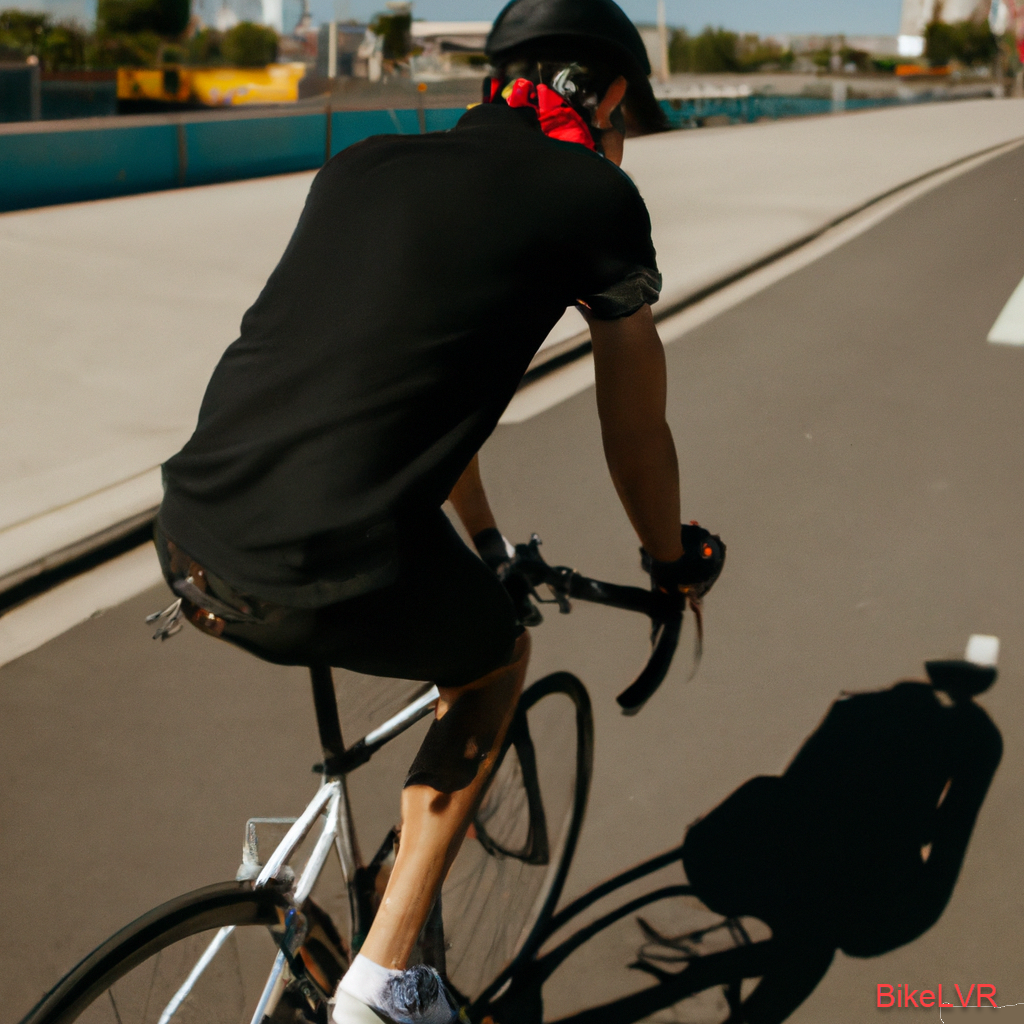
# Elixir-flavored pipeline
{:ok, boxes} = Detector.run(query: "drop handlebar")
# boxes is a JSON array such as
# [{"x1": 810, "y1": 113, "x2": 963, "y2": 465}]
[{"x1": 505, "y1": 535, "x2": 685, "y2": 715}]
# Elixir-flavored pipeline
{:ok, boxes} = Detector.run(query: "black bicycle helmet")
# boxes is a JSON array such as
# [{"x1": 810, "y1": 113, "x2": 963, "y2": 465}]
[{"x1": 486, "y1": 0, "x2": 667, "y2": 134}]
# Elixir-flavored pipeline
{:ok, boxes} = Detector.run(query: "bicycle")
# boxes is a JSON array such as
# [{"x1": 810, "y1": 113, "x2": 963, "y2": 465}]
[{"x1": 20, "y1": 534, "x2": 752, "y2": 1024}]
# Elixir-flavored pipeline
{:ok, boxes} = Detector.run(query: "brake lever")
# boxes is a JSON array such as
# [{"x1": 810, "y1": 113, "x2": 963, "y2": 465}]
[
  {"x1": 541, "y1": 566, "x2": 573, "y2": 614},
  {"x1": 508, "y1": 534, "x2": 689, "y2": 714},
  {"x1": 509, "y1": 535, "x2": 573, "y2": 614}
]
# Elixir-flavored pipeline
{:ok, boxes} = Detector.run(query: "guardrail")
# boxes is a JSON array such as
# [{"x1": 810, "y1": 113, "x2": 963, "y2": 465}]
[
  {"x1": 0, "y1": 66, "x2": 119, "y2": 122},
  {"x1": 0, "y1": 89, "x2": 999, "y2": 215},
  {"x1": 0, "y1": 104, "x2": 464, "y2": 213},
  {"x1": 660, "y1": 85, "x2": 1005, "y2": 129}
]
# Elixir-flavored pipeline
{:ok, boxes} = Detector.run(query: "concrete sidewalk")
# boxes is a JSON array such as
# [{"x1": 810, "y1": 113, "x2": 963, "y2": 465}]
[{"x1": 1, "y1": 98, "x2": 1022, "y2": 592}]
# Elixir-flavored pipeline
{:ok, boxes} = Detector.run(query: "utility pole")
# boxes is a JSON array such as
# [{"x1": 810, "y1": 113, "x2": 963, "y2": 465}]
[
  {"x1": 328, "y1": 20, "x2": 338, "y2": 78},
  {"x1": 656, "y1": 0, "x2": 669, "y2": 83},
  {"x1": 27, "y1": 55, "x2": 41, "y2": 120}
]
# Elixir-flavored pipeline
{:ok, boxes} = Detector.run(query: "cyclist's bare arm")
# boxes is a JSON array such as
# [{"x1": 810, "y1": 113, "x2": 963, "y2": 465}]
[
  {"x1": 590, "y1": 304, "x2": 684, "y2": 564},
  {"x1": 452, "y1": 306, "x2": 682, "y2": 563},
  {"x1": 448, "y1": 453, "x2": 499, "y2": 539}
]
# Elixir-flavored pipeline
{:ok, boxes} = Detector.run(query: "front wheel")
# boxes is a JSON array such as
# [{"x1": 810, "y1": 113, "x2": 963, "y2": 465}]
[
  {"x1": 441, "y1": 672, "x2": 594, "y2": 1005},
  {"x1": 19, "y1": 881, "x2": 348, "y2": 1024}
]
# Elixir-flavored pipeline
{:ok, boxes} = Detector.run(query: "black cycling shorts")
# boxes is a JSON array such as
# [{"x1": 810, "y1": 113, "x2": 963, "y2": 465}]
[{"x1": 155, "y1": 509, "x2": 521, "y2": 689}]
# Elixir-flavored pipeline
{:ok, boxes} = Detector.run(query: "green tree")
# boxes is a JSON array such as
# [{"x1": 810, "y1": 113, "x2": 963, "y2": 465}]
[
  {"x1": 87, "y1": 28, "x2": 161, "y2": 66},
  {"x1": 689, "y1": 27, "x2": 740, "y2": 73},
  {"x1": 97, "y1": 0, "x2": 189, "y2": 37},
  {"x1": 221, "y1": 21, "x2": 277, "y2": 66},
  {"x1": 736, "y1": 33, "x2": 790, "y2": 70},
  {"x1": 953, "y1": 20, "x2": 997, "y2": 64},
  {"x1": 839, "y1": 45, "x2": 870, "y2": 70},
  {"x1": 369, "y1": 10, "x2": 410, "y2": 61},
  {"x1": 39, "y1": 20, "x2": 88, "y2": 69},
  {"x1": 925, "y1": 18, "x2": 996, "y2": 66},
  {"x1": 668, "y1": 28, "x2": 690, "y2": 72},
  {"x1": 187, "y1": 27, "x2": 224, "y2": 64},
  {"x1": 925, "y1": 20, "x2": 957, "y2": 64},
  {"x1": 670, "y1": 27, "x2": 790, "y2": 73},
  {"x1": 0, "y1": 10, "x2": 89, "y2": 70},
  {"x1": 0, "y1": 9, "x2": 49, "y2": 58}
]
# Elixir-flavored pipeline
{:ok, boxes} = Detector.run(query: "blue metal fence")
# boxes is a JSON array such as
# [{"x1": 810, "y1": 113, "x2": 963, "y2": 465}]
[
  {"x1": 0, "y1": 65, "x2": 38, "y2": 122},
  {"x1": 0, "y1": 92, "x2": 937, "y2": 215},
  {"x1": 659, "y1": 92, "x2": 916, "y2": 129},
  {"x1": 184, "y1": 111, "x2": 325, "y2": 186},
  {"x1": 0, "y1": 104, "x2": 472, "y2": 213},
  {"x1": 40, "y1": 79, "x2": 118, "y2": 121},
  {"x1": 1, "y1": 122, "x2": 179, "y2": 210}
]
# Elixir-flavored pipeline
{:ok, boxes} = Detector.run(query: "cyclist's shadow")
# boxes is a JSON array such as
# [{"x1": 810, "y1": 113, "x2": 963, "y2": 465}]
[{"x1": 489, "y1": 659, "x2": 1003, "y2": 1024}]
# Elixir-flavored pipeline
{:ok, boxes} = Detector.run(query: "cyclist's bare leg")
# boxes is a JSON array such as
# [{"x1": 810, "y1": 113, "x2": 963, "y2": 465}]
[{"x1": 359, "y1": 629, "x2": 530, "y2": 970}]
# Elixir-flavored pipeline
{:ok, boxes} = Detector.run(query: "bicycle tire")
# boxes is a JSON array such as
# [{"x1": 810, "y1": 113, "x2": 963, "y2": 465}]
[
  {"x1": 442, "y1": 672, "x2": 593, "y2": 1004},
  {"x1": 18, "y1": 880, "x2": 348, "y2": 1024}
]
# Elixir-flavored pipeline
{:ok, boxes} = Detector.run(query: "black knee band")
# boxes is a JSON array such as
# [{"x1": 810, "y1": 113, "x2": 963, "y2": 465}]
[{"x1": 405, "y1": 685, "x2": 508, "y2": 793}]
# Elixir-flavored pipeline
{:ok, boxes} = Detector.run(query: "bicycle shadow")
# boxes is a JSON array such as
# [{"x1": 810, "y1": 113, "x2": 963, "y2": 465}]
[{"x1": 480, "y1": 659, "x2": 1002, "y2": 1024}]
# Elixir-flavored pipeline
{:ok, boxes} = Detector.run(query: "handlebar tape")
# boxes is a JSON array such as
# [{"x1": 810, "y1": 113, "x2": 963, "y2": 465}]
[{"x1": 615, "y1": 611, "x2": 683, "y2": 715}]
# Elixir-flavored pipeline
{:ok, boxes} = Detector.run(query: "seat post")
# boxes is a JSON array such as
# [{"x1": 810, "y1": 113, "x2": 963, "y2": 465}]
[{"x1": 309, "y1": 664, "x2": 345, "y2": 771}]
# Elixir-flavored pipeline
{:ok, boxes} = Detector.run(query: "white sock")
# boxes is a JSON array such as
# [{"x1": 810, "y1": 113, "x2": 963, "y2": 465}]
[
  {"x1": 337, "y1": 953, "x2": 400, "y2": 1010},
  {"x1": 335, "y1": 957, "x2": 457, "y2": 1024}
]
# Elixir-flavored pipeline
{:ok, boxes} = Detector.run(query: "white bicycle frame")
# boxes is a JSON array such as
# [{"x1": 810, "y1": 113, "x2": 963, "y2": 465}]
[{"x1": 157, "y1": 682, "x2": 441, "y2": 1024}]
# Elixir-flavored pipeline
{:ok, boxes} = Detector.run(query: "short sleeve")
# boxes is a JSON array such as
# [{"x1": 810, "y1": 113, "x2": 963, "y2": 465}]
[{"x1": 574, "y1": 166, "x2": 662, "y2": 320}]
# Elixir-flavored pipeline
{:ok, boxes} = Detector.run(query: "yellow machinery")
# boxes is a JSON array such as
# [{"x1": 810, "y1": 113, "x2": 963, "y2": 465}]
[{"x1": 117, "y1": 63, "x2": 307, "y2": 107}]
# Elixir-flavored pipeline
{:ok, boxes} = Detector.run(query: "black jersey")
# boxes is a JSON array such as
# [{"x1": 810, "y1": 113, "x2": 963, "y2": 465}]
[{"x1": 159, "y1": 102, "x2": 661, "y2": 607}]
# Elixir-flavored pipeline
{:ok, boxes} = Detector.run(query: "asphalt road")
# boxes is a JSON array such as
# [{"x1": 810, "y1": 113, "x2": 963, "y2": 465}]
[{"x1": 2, "y1": 144, "x2": 1023, "y2": 1024}]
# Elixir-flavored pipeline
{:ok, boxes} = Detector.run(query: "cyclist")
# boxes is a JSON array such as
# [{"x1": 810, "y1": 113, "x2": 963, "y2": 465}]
[{"x1": 154, "y1": 0, "x2": 722, "y2": 1020}]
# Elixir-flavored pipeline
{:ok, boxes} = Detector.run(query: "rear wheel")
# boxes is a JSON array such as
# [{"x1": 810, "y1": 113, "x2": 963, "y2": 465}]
[
  {"x1": 19, "y1": 881, "x2": 348, "y2": 1024},
  {"x1": 441, "y1": 672, "x2": 593, "y2": 1004}
]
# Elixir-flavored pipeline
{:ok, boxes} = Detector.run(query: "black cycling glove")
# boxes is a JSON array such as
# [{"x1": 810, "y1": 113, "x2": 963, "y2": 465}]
[
  {"x1": 473, "y1": 527, "x2": 514, "y2": 577},
  {"x1": 642, "y1": 522, "x2": 726, "y2": 600},
  {"x1": 474, "y1": 527, "x2": 543, "y2": 626}
]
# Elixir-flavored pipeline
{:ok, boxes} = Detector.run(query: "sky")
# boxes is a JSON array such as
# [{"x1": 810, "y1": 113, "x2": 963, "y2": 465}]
[{"x1": 23, "y1": 0, "x2": 905, "y2": 38}]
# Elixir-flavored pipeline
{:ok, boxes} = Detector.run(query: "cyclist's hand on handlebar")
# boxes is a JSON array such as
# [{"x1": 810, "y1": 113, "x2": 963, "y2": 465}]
[
  {"x1": 642, "y1": 522, "x2": 726, "y2": 600},
  {"x1": 477, "y1": 528, "x2": 545, "y2": 627},
  {"x1": 472, "y1": 527, "x2": 516, "y2": 578}
]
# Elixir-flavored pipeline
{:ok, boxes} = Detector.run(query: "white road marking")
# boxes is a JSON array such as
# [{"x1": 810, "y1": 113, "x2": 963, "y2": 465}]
[
  {"x1": 965, "y1": 633, "x2": 999, "y2": 666},
  {"x1": 0, "y1": 542, "x2": 163, "y2": 669},
  {"x1": 987, "y1": 273, "x2": 1024, "y2": 345},
  {"x1": 0, "y1": 465, "x2": 162, "y2": 589},
  {"x1": 503, "y1": 137, "x2": 1024, "y2": 424}
]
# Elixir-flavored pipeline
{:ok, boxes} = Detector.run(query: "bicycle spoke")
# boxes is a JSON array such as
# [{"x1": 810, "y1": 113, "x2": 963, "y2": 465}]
[
  {"x1": 157, "y1": 926, "x2": 235, "y2": 1024},
  {"x1": 21, "y1": 882, "x2": 344, "y2": 1024},
  {"x1": 446, "y1": 679, "x2": 591, "y2": 1002},
  {"x1": 69, "y1": 926, "x2": 280, "y2": 1023},
  {"x1": 106, "y1": 992, "x2": 124, "y2": 1024},
  {"x1": 140, "y1": 948, "x2": 163, "y2": 1023}
]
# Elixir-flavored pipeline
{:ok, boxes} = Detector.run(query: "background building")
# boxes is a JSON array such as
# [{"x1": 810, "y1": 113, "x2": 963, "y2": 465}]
[{"x1": 408, "y1": 21, "x2": 490, "y2": 80}]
